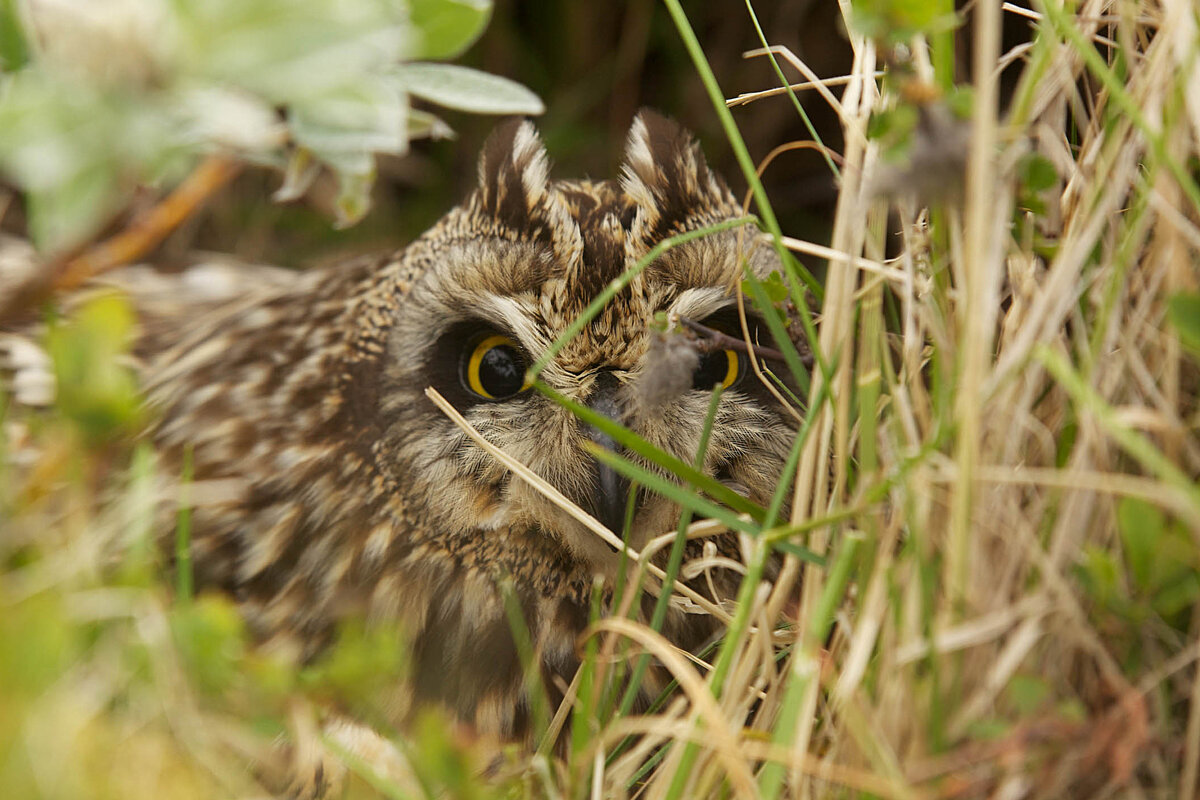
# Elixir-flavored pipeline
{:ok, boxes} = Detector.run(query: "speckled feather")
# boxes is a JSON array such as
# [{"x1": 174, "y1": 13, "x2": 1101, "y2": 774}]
[{"x1": 142, "y1": 110, "x2": 795, "y2": 739}]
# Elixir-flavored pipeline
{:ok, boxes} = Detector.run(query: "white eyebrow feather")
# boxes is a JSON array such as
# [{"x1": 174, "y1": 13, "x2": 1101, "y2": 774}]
[
  {"x1": 668, "y1": 287, "x2": 734, "y2": 322},
  {"x1": 475, "y1": 294, "x2": 552, "y2": 353}
]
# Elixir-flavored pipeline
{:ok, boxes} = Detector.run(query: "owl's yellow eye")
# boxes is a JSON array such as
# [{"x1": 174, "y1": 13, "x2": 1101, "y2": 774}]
[
  {"x1": 462, "y1": 334, "x2": 530, "y2": 400},
  {"x1": 692, "y1": 349, "x2": 741, "y2": 391}
]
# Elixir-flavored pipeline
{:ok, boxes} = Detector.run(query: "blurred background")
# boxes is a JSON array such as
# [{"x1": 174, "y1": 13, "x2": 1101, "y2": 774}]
[{"x1": 174, "y1": 1, "x2": 853, "y2": 269}]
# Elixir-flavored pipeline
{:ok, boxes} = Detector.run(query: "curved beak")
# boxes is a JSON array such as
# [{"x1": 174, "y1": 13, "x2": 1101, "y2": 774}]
[{"x1": 586, "y1": 373, "x2": 634, "y2": 534}]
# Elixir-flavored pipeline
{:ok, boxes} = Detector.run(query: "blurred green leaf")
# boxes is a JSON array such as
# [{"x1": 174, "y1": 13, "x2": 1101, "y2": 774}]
[
  {"x1": 26, "y1": 164, "x2": 122, "y2": 253},
  {"x1": 761, "y1": 271, "x2": 790, "y2": 306},
  {"x1": 408, "y1": 0, "x2": 491, "y2": 59},
  {"x1": 1154, "y1": 572, "x2": 1200, "y2": 619},
  {"x1": 1168, "y1": 292, "x2": 1200, "y2": 357},
  {"x1": 1077, "y1": 545, "x2": 1124, "y2": 609},
  {"x1": 406, "y1": 108, "x2": 456, "y2": 140},
  {"x1": 406, "y1": 709, "x2": 486, "y2": 800},
  {"x1": 945, "y1": 85, "x2": 974, "y2": 119},
  {"x1": 44, "y1": 293, "x2": 143, "y2": 442},
  {"x1": 392, "y1": 62, "x2": 545, "y2": 114},
  {"x1": 171, "y1": 594, "x2": 248, "y2": 695},
  {"x1": 333, "y1": 161, "x2": 377, "y2": 229},
  {"x1": 174, "y1": 0, "x2": 407, "y2": 104},
  {"x1": 303, "y1": 620, "x2": 407, "y2": 712},
  {"x1": 1116, "y1": 497, "x2": 1199, "y2": 619},
  {"x1": 1019, "y1": 153, "x2": 1058, "y2": 193},
  {"x1": 849, "y1": 0, "x2": 959, "y2": 43},
  {"x1": 1117, "y1": 497, "x2": 1163, "y2": 591},
  {"x1": 0, "y1": 73, "x2": 124, "y2": 249},
  {"x1": 289, "y1": 78, "x2": 408, "y2": 158},
  {"x1": 0, "y1": 0, "x2": 523, "y2": 245},
  {"x1": 866, "y1": 104, "x2": 918, "y2": 161},
  {"x1": 1057, "y1": 698, "x2": 1088, "y2": 723},
  {"x1": 0, "y1": 594, "x2": 76, "y2": 696},
  {"x1": 1006, "y1": 674, "x2": 1050, "y2": 715},
  {"x1": 0, "y1": 0, "x2": 28, "y2": 71},
  {"x1": 965, "y1": 717, "x2": 1011, "y2": 741}
]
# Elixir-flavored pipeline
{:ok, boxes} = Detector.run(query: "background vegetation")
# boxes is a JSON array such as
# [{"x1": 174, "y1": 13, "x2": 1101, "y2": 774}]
[{"x1": 3, "y1": 0, "x2": 1200, "y2": 799}]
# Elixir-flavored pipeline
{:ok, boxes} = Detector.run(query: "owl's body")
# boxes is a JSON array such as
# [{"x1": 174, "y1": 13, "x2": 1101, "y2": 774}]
[{"x1": 144, "y1": 112, "x2": 794, "y2": 738}]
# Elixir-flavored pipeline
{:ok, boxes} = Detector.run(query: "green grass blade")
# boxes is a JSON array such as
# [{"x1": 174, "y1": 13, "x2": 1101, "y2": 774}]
[
  {"x1": 742, "y1": 268, "x2": 815, "y2": 396},
  {"x1": 584, "y1": 443, "x2": 756, "y2": 535},
  {"x1": 613, "y1": 385, "x2": 724, "y2": 731},
  {"x1": 174, "y1": 446, "x2": 194, "y2": 603},
  {"x1": 743, "y1": 0, "x2": 839, "y2": 179},
  {"x1": 764, "y1": 376, "x2": 831, "y2": 529},
  {"x1": 535, "y1": 381, "x2": 766, "y2": 523},
  {"x1": 661, "y1": 0, "x2": 822, "y2": 303},
  {"x1": 758, "y1": 533, "x2": 863, "y2": 800},
  {"x1": 499, "y1": 579, "x2": 552, "y2": 745}
]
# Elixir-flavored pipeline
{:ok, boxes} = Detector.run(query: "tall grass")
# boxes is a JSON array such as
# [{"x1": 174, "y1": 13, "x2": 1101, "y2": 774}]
[{"x1": 3, "y1": 1, "x2": 1200, "y2": 798}]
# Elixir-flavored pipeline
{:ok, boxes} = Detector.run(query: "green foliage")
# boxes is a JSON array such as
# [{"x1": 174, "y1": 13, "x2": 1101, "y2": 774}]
[
  {"x1": 1168, "y1": 291, "x2": 1200, "y2": 358},
  {"x1": 1005, "y1": 674, "x2": 1051, "y2": 716},
  {"x1": 43, "y1": 293, "x2": 142, "y2": 443},
  {"x1": 404, "y1": 710, "x2": 495, "y2": 800},
  {"x1": 1019, "y1": 154, "x2": 1059, "y2": 194},
  {"x1": 170, "y1": 593, "x2": 249, "y2": 696},
  {"x1": 392, "y1": 63, "x2": 545, "y2": 114},
  {"x1": 0, "y1": 593, "x2": 78, "y2": 698},
  {"x1": 866, "y1": 102, "x2": 919, "y2": 161},
  {"x1": 743, "y1": 270, "x2": 790, "y2": 312},
  {"x1": 1077, "y1": 498, "x2": 1199, "y2": 649},
  {"x1": 302, "y1": 620, "x2": 409, "y2": 714},
  {"x1": 0, "y1": 0, "x2": 541, "y2": 247},
  {"x1": 407, "y1": 0, "x2": 491, "y2": 59},
  {"x1": 1017, "y1": 152, "x2": 1059, "y2": 215},
  {"x1": 0, "y1": 0, "x2": 28, "y2": 70},
  {"x1": 848, "y1": 0, "x2": 958, "y2": 45},
  {"x1": 1116, "y1": 498, "x2": 1200, "y2": 620}
]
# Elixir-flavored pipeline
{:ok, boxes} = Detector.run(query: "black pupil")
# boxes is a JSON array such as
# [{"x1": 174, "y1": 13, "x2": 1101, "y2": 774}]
[
  {"x1": 692, "y1": 351, "x2": 729, "y2": 390},
  {"x1": 480, "y1": 344, "x2": 524, "y2": 397}
]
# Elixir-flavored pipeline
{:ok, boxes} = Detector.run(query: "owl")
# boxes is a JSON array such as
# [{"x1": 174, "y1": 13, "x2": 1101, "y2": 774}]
[{"x1": 143, "y1": 110, "x2": 797, "y2": 742}]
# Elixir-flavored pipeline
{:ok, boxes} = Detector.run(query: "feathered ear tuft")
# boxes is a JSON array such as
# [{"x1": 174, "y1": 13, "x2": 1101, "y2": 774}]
[
  {"x1": 619, "y1": 109, "x2": 733, "y2": 238},
  {"x1": 476, "y1": 118, "x2": 551, "y2": 232}
]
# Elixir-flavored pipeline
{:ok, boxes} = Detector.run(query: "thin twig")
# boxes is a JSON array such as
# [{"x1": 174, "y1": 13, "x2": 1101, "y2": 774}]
[
  {"x1": 726, "y1": 72, "x2": 884, "y2": 107},
  {"x1": 678, "y1": 316, "x2": 810, "y2": 367},
  {"x1": 56, "y1": 154, "x2": 242, "y2": 291},
  {"x1": 0, "y1": 154, "x2": 241, "y2": 323}
]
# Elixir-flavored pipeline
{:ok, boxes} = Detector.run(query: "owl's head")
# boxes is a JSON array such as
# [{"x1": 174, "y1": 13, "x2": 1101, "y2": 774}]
[{"x1": 374, "y1": 110, "x2": 796, "y2": 573}]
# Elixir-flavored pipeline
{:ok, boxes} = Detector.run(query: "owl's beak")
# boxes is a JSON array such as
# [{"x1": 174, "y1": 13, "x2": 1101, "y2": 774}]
[{"x1": 586, "y1": 373, "x2": 634, "y2": 535}]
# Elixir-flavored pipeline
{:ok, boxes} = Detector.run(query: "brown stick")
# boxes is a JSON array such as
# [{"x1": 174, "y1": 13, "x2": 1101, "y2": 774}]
[
  {"x1": 0, "y1": 154, "x2": 242, "y2": 324},
  {"x1": 55, "y1": 154, "x2": 242, "y2": 291},
  {"x1": 678, "y1": 316, "x2": 813, "y2": 368}
]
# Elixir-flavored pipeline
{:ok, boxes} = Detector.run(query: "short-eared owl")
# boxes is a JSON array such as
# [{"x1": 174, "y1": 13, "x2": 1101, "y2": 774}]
[{"x1": 145, "y1": 110, "x2": 796, "y2": 739}]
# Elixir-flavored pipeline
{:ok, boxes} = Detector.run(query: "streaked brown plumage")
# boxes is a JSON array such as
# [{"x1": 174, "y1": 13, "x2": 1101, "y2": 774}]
[{"x1": 143, "y1": 110, "x2": 796, "y2": 740}]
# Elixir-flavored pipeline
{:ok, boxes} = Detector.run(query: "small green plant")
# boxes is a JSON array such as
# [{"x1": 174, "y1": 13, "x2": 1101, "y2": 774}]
[
  {"x1": 43, "y1": 293, "x2": 142, "y2": 444},
  {"x1": 0, "y1": 0, "x2": 542, "y2": 248}
]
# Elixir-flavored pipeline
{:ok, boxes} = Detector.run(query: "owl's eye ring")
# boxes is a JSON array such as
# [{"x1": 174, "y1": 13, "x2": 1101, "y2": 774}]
[
  {"x1": 462, "y1": 333, "x2": 531, "y2": 401},
  {"x1": 692, "y1": 348, "x2": 742, "y2": 392}
]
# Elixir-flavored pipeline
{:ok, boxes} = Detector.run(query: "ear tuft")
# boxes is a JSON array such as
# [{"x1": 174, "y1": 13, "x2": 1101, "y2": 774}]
[
  {"x1": 476, "y1": 119, "x2": 551, "y2": 232},
  {"x1": 619, "y1": 109, "x2": 732, "y2": 237}
]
